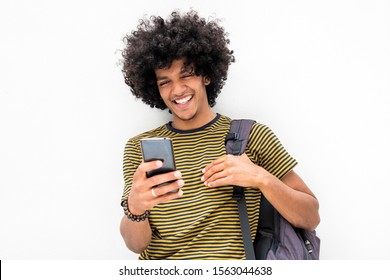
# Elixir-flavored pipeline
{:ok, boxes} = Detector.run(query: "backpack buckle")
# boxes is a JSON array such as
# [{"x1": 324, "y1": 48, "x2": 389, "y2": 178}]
[
  {"x1": 232, "y1": 186, "x2": 243, "y2": 201},
  {"x1": 225, "y1": 132, "x2": 240, "y2": 144}
]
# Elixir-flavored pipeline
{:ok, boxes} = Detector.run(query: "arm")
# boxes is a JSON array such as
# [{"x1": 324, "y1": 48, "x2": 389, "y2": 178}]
[
  {"x1": 120, "y1": 160, "x2": 184, "y2": 253},
  {"x1": 201, "y1": 154, "x2": 320, "y2": 231},
  {"x1": 120, "y1": 214, "x2": 152, "y2": 254},
  {"x1": 259, "y1": 168, "x2": 320, "y2": 231}
]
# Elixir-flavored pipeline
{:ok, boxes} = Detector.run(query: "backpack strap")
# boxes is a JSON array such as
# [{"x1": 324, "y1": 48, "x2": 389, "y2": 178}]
[
  {"x1": 226, "y1": 119, "x2": 319, "y2": 260},
  {"x1": 225, "y1": 119, "x2": 253, "y2": 156},
  {"x1": 225, "y1": 119, "x2": 256, "y2": 260}
]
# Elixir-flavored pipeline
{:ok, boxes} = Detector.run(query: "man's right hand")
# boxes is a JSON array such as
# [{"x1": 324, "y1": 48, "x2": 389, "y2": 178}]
[{"x1": 126, "y1": 160, "x2": 184, "y2": 215}]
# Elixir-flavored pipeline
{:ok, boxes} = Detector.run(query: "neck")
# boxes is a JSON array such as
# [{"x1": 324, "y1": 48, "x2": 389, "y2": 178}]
[{"x1": 171, "y1": 110, "x2": 217, "y2": 131}]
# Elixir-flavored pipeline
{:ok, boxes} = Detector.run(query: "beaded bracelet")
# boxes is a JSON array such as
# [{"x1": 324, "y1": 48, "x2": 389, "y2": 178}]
[{"x1": 121, "y1": 197, "x2": 150, "y2": 222}]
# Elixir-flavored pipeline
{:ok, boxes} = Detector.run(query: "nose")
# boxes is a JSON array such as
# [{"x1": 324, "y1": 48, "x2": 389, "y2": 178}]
[{"x1": 171, "y1": 80, "x2": 187, "y2": 97}]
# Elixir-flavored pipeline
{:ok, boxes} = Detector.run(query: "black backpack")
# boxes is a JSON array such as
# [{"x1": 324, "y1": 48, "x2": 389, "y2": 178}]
[{"x1": 225, "y1": 119, "x2": 320, "y2": 260}]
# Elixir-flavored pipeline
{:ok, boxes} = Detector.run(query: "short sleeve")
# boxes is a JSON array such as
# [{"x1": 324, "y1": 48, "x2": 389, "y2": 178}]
[
  {"x1": 246, "y1": 123, "x2": 297, "y2": 179},
  {"x1": 121, "y1": 139, "x2": 143, "y2": 205}
]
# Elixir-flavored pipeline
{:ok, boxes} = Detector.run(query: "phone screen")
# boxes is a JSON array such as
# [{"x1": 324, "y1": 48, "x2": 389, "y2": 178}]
[{"x1": 140, "y1": 138, "x2": 177, "y2": 178}]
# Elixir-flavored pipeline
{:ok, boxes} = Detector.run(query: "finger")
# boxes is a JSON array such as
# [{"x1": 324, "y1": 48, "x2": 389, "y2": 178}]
[
  {"x1": 202, "y1": 156, "x2": 232, "y2": 182},
  {"x1": 133, "y1": 161, "x2": 164, "y2": 187},
  {"x1": 205, "y1": 176, "x2": 232, "y2": 188},
  {"x1": 151, "y1": 187, "x2": 183, "y2": 208},
  {"x1": 150, "y1": 179, "x2": 185, "y2": 197},
  {"x1": 152, "y1": 188, "x2": 184, "y2": 205},
  {"x1": 128, "y1": 178, "x2": 184, "y2": 213},
  {"x1": 136, "y1": 160, "x2": 163, "y2": 176},
  {"x1": 129, "y1": 178, "x2": 185, "y2": 215},
  {"x1": 146, "y1": 170, "x2": 182, "y2": 189},
  {"x1": 151, "y1": 187, "x2": 158, "y2": 198},
  {"x1": 205, "y1": 167, "x2": 235, "y2": 187},
  {"x1": 202, "y1": 155, "x2": 227, "y2": 174},
  {"x1": 201, "y1": 164, "x2": 224, "y2": 183},
  {"x1": 240, "y1": 153, "x2": 250, "y2": 160}
]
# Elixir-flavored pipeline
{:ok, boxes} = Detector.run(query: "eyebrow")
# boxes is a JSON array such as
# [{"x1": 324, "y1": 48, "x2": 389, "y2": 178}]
[
  {"x1": 156, "y1": 75, "x2": 168, "y2": 81},
  {"x1": 156, "y1": 65, "x2": 193, "y2": 81}
]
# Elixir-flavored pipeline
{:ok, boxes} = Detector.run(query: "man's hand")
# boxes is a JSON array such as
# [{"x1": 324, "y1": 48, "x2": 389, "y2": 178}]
[
  {"x1": 127, "y1": 160, "x2": 184, "y2": 215},
  {"x1": 201, "y1": 153, "x2": 268, "y2": 189}
]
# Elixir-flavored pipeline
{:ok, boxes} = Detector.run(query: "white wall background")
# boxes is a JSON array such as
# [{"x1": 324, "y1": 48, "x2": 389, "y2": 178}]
[{"x1": 1, "y1": 0, "x2": 389, "y2": 260}]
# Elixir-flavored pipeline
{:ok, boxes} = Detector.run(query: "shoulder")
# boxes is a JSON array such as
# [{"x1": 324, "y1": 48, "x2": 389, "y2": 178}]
[
  {"x1": 250, "y1": 121, "x2": 275, "y2": 139},
  {"x1": 246, "y1": 120, "x2": 282, "y2": 152},
  {"x1": 214, "y1": 114, "x2": 232, "y2": 129}
]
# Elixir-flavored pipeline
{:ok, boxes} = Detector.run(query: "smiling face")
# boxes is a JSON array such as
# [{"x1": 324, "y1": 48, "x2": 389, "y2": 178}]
[{"x1": 155, "y1": 58, "x2": 216, "y2": 130}]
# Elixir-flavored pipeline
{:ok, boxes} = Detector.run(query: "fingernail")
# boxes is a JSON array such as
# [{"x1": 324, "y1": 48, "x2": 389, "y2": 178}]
[
  {"x1": 174, "y1": 171, "x2": 181, "y2": 178},
  {"x1": 201, "y1": 175, "x2": 204, "y2": 181},
  {"x1": 178, "y1": 189, "x2": 184, "y2": 196},
  {"x1": 202, "y1": 168, "x2": 205, "y2": 173},
  {"x1": 177, "y1": 179, "x2": 184, "y2": 187},
  {"x1": 156, "y1": 161, "x2": 163, "y2": 167}
]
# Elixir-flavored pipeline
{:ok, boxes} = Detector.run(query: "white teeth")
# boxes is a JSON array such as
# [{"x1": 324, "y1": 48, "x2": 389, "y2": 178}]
[{"x1": 175, "y1": 96, "x2": 192, "y2": 104}]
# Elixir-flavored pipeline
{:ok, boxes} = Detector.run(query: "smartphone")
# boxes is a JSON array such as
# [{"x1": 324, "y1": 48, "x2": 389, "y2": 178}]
[{"x1": 140, "y1": 138, "x2": 178, "y2": 190}]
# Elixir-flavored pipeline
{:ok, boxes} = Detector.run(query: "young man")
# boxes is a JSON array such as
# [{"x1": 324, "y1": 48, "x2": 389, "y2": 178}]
[{"x1": 120, "y1": 10, "x2": 320, "y2": 260}]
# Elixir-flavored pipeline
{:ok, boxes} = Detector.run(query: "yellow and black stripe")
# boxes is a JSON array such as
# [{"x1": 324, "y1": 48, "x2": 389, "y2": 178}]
[{"x1": 121, "y1": 114, "x2": 297, "y2": 260}]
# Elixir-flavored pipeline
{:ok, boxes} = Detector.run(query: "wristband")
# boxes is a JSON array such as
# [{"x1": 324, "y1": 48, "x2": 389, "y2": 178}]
[{"x1": 121, "y1": 196, "x2": 150, "y2": 222}]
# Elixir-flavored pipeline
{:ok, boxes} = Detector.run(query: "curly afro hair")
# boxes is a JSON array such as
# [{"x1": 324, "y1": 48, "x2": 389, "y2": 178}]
[{"x1": 121, "y1": 10, "x2": 235, "y2": 110}]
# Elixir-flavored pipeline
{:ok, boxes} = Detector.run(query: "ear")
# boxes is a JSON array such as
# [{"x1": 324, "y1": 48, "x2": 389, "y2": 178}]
[{"x1": 204, "y1": 77, "x2": 211, "y2": 85}]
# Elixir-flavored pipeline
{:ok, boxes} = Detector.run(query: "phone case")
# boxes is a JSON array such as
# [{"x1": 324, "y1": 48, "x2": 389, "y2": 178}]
[{"x1": 140, "y1": 138, "x2": 176, "y2": 178}]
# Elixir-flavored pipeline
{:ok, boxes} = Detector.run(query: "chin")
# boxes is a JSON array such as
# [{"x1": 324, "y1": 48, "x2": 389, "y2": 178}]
[{"x1": 174, "y1": 111, "x2": 196, "y2": 121}]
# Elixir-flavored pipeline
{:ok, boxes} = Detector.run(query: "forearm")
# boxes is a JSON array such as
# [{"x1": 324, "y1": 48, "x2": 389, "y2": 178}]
[
  {"x1": 202, "y1": 154, "x2": 320, "y2": 231},
  {"x1": 120, "y1": 215, "x2": 152, "y2": 254},
  {"x1": 256, "y1": 171, "x2": 320, "y2": 231},
  {"x1": 120, "y1": 160, "x2": 185, "y2": 254}
]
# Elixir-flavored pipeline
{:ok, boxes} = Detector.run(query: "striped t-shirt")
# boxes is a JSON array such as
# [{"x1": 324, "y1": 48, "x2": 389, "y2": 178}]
[{"x1": 121, "y1": 114, "x2": 297, "y2": 259}]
